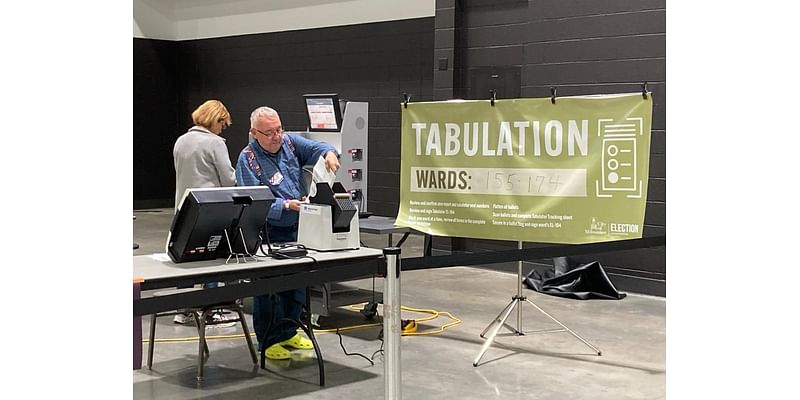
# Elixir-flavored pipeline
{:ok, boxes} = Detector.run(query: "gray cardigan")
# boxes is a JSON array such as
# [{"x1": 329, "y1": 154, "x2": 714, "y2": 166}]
[{"x1": 173, "y1": 126, "x2": 236, "y2": 211}]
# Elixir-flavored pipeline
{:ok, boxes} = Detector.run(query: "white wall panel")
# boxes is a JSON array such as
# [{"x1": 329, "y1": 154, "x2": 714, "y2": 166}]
[{"x1": 134, "y1": 0, "x2": 434, "y2": 40}]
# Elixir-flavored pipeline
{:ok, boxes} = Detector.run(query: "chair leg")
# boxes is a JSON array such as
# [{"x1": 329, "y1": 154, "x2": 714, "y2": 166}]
[
  {"x1": 234, "y1": 306, "x2": 258, "y2": 364},
  {"x1": 147, "y1": 313, "x2": 157, "y2": 369},
  {"x1": 191, "y1": 311, "x2": 209, "y2": 355},
  {"x1": 196, "y1": 309, "x2": 212, "y2": 382},
  {"x1": 295, "y1": 318, "x2": 325, "y2": 386},
  {"x1": 306, "y1": 288, "x2": 325, "y2": 386}
]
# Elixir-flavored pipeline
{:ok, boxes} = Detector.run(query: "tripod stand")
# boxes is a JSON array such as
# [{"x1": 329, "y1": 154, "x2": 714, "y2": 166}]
[{"x1": 473, "y1": 241, "x2": 601, "y2": 366}]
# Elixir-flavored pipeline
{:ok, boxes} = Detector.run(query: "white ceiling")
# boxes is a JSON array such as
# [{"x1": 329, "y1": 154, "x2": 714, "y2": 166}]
[
  {"x1": 150, "y1": 0, "x2": 350, "y2": 20},
  {"x1": 134, "y1": 0, "x2": 434, "y2": 40}
]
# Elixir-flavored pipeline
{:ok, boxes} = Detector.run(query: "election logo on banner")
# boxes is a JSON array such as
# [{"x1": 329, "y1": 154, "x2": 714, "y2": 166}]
[{"x1": 395, "y1": 93, "x2": 653, "y2": 244}]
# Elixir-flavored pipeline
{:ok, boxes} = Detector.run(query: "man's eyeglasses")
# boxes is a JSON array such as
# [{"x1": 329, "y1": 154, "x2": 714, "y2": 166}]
[{"x1": 254, "y1": 127, "x2": 284, "y2": 138}]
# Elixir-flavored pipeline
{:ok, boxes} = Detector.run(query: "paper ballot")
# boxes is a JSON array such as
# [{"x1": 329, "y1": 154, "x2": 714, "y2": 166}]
[{"x1": 308, "y1": 155, "x2": 336, "y2": 197}]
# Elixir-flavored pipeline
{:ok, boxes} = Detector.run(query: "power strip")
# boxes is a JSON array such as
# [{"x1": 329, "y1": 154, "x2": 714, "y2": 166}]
[{"x1": 270, "y1": 248, "x2": 308, "y2": 259}]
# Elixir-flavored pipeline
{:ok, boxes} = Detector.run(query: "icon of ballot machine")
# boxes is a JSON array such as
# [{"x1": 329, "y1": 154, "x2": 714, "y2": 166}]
[{"x1": 294, "y1": 94, "x2": 380, "y2": 320}]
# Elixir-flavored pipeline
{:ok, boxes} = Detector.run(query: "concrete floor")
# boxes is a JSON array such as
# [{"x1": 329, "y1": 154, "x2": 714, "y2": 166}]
[{"x1": 133, "y1": 208, "x2": 665, "y2": 399}]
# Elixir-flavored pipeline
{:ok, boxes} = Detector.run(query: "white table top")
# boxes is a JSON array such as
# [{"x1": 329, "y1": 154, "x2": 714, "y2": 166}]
[{"x1": 133, "y1": 247, "x2": 384, "y2": 284}]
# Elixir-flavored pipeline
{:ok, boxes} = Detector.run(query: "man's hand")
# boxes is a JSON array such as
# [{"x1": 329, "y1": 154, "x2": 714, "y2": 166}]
[
  {"x1": 285, "y1": 199, "x2": 304, "y2": 212},
  {"x1": 324, "y1": 151, "x2": 340, "y2": 173}
]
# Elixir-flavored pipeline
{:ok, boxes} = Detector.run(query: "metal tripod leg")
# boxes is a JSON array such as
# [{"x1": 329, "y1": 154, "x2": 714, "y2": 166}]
[
  {"x1": 524, "y1": 298, "x2": 601, "y2": 356},
  {"x1": 473, "y1": 298, "x2": 519, "y2": 366},
  {"x1": 479, "y1": 297, "x2": 522, "y2": 338}
]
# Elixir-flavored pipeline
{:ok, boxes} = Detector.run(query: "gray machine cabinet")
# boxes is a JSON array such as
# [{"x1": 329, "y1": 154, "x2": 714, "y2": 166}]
[
  {"x1": 302, "y1": 100, "x2": 368, "y2": 213},
  {"x1": 301, "y1": 100, "x2": 380, "y2": 318}
]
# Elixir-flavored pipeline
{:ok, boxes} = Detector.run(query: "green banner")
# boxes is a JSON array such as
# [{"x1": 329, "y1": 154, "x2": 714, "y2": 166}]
[{"x1": 396, "y1": 93, "x2": 653, "y2": 244}]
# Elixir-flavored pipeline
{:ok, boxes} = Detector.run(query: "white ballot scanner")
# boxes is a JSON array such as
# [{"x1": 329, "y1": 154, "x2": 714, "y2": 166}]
[{"x1": 297, "y1": 182, "x2": 360, "y2": 251}]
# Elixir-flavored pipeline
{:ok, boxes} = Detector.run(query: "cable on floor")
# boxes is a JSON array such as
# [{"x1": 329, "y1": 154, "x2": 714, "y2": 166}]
[
  {"x1": 372, "y1": 339, "x2": 385, "y2": 360},
  {"x1": 144, "y1": 302, "x2": 460, "y2": 343},
  {"x1": 345, "y1": 302, "x2": 462, "y2": 336},
  {"x1": 336, "y1": 327, "x2": 374, "y2": 365}
]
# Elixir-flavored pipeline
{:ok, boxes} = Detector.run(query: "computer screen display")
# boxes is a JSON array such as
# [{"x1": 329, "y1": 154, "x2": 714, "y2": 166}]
[
  {"x1": 304, "y1": 93, "x2": 343, "y2": 132},
  {"x1": 166, "y1": 186, "x2": 275, "y2": 263}
]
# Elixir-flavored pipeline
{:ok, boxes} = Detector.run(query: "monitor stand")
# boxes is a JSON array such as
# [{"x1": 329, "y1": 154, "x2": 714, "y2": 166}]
[{"x1": 224, "y1": 227, "x2": 258, "y2": 264}]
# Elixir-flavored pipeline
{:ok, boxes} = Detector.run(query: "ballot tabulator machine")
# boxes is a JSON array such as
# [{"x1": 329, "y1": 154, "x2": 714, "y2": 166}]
[
  {"x1": 298, "y1": 94, "x2": 380, "y2": 320},
  {"x1": 300, "y1": 94, "x2": 368, "y2": 215}
]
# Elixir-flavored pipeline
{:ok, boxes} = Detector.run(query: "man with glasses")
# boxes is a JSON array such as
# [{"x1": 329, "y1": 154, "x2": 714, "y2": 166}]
[{"x1": 235, "y1": 106, "x2": 340, "y2": 360}]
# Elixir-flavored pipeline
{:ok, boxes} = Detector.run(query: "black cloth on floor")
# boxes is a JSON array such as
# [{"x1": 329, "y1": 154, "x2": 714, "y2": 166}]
[{"x1": 523, "y1": 261, "x2": 626, "y2": 300}]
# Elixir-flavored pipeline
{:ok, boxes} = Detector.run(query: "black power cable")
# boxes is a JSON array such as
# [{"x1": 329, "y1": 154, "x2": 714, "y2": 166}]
[{"x1": 336, "y1": 327, "x2": 374, "y2": 365}]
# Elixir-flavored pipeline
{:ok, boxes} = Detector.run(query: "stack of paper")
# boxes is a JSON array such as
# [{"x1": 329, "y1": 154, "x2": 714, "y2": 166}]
[{"x1": 308, "y1": 155, "x2": 337, "y2": 197}]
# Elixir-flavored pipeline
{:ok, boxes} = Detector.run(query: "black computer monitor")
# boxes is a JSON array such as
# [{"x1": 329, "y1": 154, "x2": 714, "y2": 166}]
[
  {"x1": 303, "y1": 93, "x2": 344, "y2": 132},
  {"x1": 166, "y1": 186, "x2": 275, "y2": 263}
]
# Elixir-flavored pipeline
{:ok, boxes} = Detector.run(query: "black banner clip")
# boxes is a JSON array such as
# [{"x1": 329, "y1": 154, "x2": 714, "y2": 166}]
[
  {"x1": 550, "y1": 86, "x2": 557, "y2": 104},
  {"x1": 490, "y1": 89, "x2": 497, "y2": 106},
  {"x1": 641, "y1": 81, "x2": 648, "y2": 99},
  {"x1": 403, "y1": 93, "x2": 411, "y2": 108}
]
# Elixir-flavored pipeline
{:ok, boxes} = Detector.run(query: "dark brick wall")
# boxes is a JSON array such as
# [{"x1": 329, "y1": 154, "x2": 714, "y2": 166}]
[
  {"x1": 134, "y1": 18, "x2": 435, "y2": 212},
  {"x1": 432, "y1": 0, "x2": 666, "y2": 296},
  {"x1": 133, "y1": 38, "x2": 178, "y2": 209}
]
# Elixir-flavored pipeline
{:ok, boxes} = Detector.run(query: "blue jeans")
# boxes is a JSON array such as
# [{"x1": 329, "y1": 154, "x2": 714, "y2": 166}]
[
  {"x1": 254, "y1": 223, "x2": 305, "y2": 350},
  {"x1": 253, "y1": 289, "x2": 306, "y2": 351}
]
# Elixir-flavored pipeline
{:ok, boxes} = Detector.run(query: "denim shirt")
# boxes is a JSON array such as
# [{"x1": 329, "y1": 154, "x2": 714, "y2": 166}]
[{"x1": 235, "y1": 133, "x2": 336, "y2": 228}]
